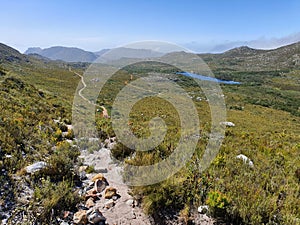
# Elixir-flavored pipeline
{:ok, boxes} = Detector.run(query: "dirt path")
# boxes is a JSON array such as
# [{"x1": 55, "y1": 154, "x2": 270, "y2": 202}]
[
  {"x1": 80, "y1": 148, "x2": 151, "y2": 225},
  {"x1": 70, "y1": 67, "x2": 151, "y2": 224}
]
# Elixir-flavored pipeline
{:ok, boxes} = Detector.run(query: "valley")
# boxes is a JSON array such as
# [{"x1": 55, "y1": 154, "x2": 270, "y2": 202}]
[{"x1": 0, "y1": 42, "x2": 299, "y2": 225}]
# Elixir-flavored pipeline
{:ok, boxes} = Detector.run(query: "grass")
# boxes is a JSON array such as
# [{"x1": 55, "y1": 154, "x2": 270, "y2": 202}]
[{"x1": 92, "y1": 61, "x2": 300, "y2": 224}]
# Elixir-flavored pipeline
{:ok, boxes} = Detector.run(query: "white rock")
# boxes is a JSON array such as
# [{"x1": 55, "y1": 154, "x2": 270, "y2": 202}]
[
  {"x1": 220, "y1": 121, "x2": 235, "y2": 127},
  {"x1": 25, "y1": 161, "x2": 47, "y2": 174},
  {"x1": 126, "y1": 199, "x2": 135, "y2": 206},
  {"x1": 198, "y1": 205, "x2": 209, "y2": 214},
  {"x1": 105, "y1": 199, "x2": 115, "y2": 209},
  {"x1": 236, "y1": 154, "x2": 254, "y2": 167}
]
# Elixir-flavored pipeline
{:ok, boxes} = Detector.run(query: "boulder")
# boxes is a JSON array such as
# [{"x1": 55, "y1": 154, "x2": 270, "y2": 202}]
[
  {"x1": 91, "y1": 173, "x2": 107, "y2": 182},
  {"x1": 25, "y1": 161, "x2": 47, "y2": 174},
  {"x1": 85, "y1": 189, "x2": 100, "y2": 201},
  {"x1": 94, "y1": 179, "x2": 107, "y2": 193},
  {"x1": 73, "y1": 210, "x2": 87, "y2": 225},
  {"x1": 85, "y1": 198, "x2": 95, "y2": 208},
  {"x1": 105, "y1": 187, "x2": 117, "y2": 199},
  {"x1": 87, "y1": 208, "x2": 106, "y2": 224}
]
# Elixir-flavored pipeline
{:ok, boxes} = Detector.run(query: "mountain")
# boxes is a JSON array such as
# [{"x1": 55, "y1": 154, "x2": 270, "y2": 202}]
[
  {"x1": 0, "y1": 43, "x2": 30, "y2": 63},
  {"x1": 199, "y1": 41, "x2": 300, "y2": 71},
  {"x1": 94, "y1": 48, "x2": 110, "y2": 57},
  {"x1": 24, "y1": 46, "x2": 97, "y2": 62},
  {"x1": 24, "y1": 46, "x2": 165, "y2": 63}
]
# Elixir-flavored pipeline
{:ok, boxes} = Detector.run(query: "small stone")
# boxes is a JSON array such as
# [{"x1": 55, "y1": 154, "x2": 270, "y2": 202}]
[
  {"x1": 198, "y1": 205, "x2": 209, "y2": 214},
  {"x1": 94, "y1": 179, "x2": 107, "y2": 193},
  {"x1": 79, "y1": 171, "x2": 87, "y2": 180},
  {"x1": 220, "y1": 121, "x2": 235, "y2": 127},
  {"x1": 236, "y1": 154, "x2": 254, "y2": 167},
  {"x1": 85, "y1": 198, "x2": 95, "y2": 208},
  {"x1": 91, "y1": 173, "x2": 106, "y2": 182},
  {"x1": 104, "y1": 199, "x2": 114, "y2": 209},
  {"x1": 25, "y1": 161, "x2": 47, "y2": 174},
  {"x1": 126, "y1": 199, "x2": 134, "y2": 206},
  {"x1": 85, "y1": 189, "x2": 99, "y2": 201},
  {"x1": 87, "y1": 208, "x2": 106, "y2": 224},
  {"x1": 73, "y1": 210, "x2": 87, "y2": 225},
  {"x1": 60, "y1": 222, "x2": 69, "y2": 225},
  {"x1": 105, "y1": 187, "x2": 117, "y2": 199},
  {"x1": 112, "y1": 195, "x2": 119, "y2": 201}
]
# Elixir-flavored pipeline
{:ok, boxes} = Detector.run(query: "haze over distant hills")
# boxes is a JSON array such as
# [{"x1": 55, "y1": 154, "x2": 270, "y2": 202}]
[
  {"x1": 24, "y1": 46, "x2": 164, "y2": 63},
  {"x1": 25, "y1": 46, "x2": 98, "y2": 62},
  {"x1": 8, "y1": 41, "x2": 300, "y2": 69}
]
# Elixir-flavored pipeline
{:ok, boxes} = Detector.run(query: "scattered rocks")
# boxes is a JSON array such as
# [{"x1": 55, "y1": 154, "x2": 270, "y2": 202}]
[
  {"x1": 78, "y1": 148, "x2": 151, "y2": 225},
  {"x1": 25, "y1": 161, "x2": 47, "y2": 174}
]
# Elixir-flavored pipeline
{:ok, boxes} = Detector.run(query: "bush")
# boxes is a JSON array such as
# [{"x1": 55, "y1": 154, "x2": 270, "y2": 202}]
[
  {"x1": 33, "y1": 178, "x2": 80, "y2": 223},
  {"x1": 206, "y1": 190, "x2": 230, "y2": 216}
]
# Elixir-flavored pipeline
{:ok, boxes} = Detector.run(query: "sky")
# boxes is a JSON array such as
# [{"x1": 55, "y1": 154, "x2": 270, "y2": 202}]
[{"x1": 1, "y1": 0, "x2": 300, "y2": 53}]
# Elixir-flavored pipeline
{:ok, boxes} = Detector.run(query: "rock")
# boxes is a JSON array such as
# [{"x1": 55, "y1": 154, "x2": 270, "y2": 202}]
[
  {"x1": 78, "y1": 166, "x2": 88, "y2": 173},
  {"x1": 220, "y1": 121, "x2": 235, "y2": 127},
  {"x1": 87, "y1": 208, "x2": 106, "y2": 224},
  {"x1": 25, "y1": 161, "x2": 47, "y2": 174},
  {"x1": 126, "y1": 199, "x2": 135, "y2": 207},
  {"x1": 105, "y1": 187, "x2": 117, "y2": 199},
  {"x1": 73, "y1": 210, "x2": 87, "y2": 225},
  {"x1": 94, "y1": 168, "x2": 108, "y2": 173},
  {"x1": 198, "y1": 205, "x2": 209, "y2": 214},
  {"x1": 94, "y1": 179, "x2": 107, "y2": 193},
  {"x1": 85, "y1": 198, "x2": 95, "y2": 208},
  {"x1": 85, "y1": 189, "x2": 100, "y2": 201},
  {"x1": 236, "y1": 154, "x2": 254, "y2": 167},
  {"x1": 104, "y1": 199, "x2": 114, "y2": 209},
  {"x1": 79, "y1": 171, "x2": 87, "y2": 180},
  {"x1": 91, "y1": 173, "x2": 107, "y2": 182},
  {"x1": 60, "y1": 222, "x2": 69, "y2": 225}
]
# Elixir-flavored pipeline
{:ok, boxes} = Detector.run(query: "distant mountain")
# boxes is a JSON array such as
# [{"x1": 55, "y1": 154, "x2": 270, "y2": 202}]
[
  {"x1": 25, "y1": 47, "x2": 43, "y2": 55},
  {"x1": 94, "y1": 49, "x2": 110, "y2": 57},
  {"x1": 24, "y1": 46, "x2": 164, "y2": 63},
  {"x1": 24, "y1": 46, "x2": 97, "y2": 62},
  {"x1": 199, "y1": 41, "x2": 300, "y2": 71},
  {"x1": 99, "y1": 47, "x2": 164, "y2": 62}
]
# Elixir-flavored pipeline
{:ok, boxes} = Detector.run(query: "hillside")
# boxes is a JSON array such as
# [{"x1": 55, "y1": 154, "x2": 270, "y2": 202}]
[
  {"x1": 199, "y1": 41, "x2": 300, "y2": 71},
  {"x1": 0, "y1": 42, "x2": 300, "y2": 224}
]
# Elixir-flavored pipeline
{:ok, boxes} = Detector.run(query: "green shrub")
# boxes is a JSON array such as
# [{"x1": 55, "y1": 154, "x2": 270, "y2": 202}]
[{"x1": 33, "y1": 178, "x2": 80, "y2": 223}]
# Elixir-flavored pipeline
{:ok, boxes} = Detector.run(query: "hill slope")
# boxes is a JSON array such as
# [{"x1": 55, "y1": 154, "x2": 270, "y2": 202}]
[{"x1": 200, "y1": 41, "x2": 300, "y2": 71}]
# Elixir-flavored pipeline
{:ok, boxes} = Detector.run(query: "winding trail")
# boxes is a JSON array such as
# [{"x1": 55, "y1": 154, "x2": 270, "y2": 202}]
[
  {"x1": 69, "y1": 67, "x2": 151, "y2": 224},
  {"x1": 69, "y1": 67, "x2": 97, "y2": 106}
]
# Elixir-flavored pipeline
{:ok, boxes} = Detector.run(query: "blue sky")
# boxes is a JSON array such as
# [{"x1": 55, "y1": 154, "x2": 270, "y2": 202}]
[{"x1": 1, "y1": 0, "x2": 300, "y2": 52}]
